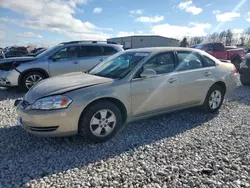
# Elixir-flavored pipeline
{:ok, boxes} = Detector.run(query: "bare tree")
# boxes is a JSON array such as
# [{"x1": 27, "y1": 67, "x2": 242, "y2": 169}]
[
  {"x1": 211, "y1": 32, "x2": 219, "y2": 41},
  {"x1": 226, "y1": 29, "x2": 233, "y2": 46},
  {"x1": 190, "y1": 36, "x2": 203, "y2": 45},
  {"x1": 219, "y1": 31, "x2": 226, "y2": 42},
  {"x1": 240, "y1": 36, "x2": 246, "y2": 46}
]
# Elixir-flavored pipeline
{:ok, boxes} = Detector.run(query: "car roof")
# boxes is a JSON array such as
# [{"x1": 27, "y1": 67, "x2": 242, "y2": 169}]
[
  {"x1": 64, "y1": 43, "x2": 122, "y2": 48},
  {"x1": 124, "y1": 47, "x2": 203, "y2": 53}
]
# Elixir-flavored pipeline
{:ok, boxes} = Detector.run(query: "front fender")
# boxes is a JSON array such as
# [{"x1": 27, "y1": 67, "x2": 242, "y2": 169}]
[{"x1": 66, "y1": 82, "x2": 132, "y2": 117}]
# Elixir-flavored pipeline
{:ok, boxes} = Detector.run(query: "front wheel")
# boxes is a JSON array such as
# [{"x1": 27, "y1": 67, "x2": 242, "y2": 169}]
[
  {"x1": 202, "y1": 85, "x2": 225, "y2": 113},
  {"x1": 21, "y1": 72, "x2": 46, "y2": 91},
  {"x1": 78, "y1": 101, "x2": 123, "y2": 143}
]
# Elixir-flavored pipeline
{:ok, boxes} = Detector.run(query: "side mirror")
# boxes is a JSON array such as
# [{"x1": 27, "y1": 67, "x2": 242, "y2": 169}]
[
  {"x1": 140, "y1": 69, "x2": 157, "y2": 78},
  {"x1": 52, "y1": 55, "x2": 60, "y2": 61}
]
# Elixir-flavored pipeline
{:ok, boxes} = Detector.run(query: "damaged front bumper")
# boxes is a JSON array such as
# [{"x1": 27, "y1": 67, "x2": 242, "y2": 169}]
[{"x1": 0, "y1": 69, "x2": 20, "y2": 86}]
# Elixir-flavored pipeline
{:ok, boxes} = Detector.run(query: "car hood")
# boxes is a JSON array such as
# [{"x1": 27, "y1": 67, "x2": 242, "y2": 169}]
[
  {"x1": 0, "y1": 56, "x2": 36, "y2": 64},
  {"x1": 24, "y1": 72, "x2": 114, "y2": 103}
]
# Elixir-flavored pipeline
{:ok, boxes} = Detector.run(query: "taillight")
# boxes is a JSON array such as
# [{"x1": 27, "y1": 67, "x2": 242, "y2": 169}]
[
  {"x1": 234, "y1": 66, "x2": 238, "y2": 76},
  {"x1": 241, "y1": 51, "x2": 246, "y2": 57}
]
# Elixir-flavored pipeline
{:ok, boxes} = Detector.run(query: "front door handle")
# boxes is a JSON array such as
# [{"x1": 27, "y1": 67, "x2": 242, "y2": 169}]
[
  {"x1": 99, "y1": 58, "x2": 105, "y2": 62},
  {"x1": 204, "y1": 72, "x2": 211, "y2": 76},
  {"x1": 73, "y1": 61, "x2": 79, "y2": 64},
  {"x1": 167, "y1": 78, "x2": 177, "y2": 83}
]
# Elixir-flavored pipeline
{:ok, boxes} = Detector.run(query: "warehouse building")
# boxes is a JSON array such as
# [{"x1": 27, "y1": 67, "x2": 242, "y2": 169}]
[{"x1": 107, "y1": 35, "x2": 179, "y2": 49}]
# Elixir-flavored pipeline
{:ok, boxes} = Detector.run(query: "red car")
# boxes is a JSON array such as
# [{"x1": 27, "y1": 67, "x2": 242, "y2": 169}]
[{"x1": 193, "y1": 42, "x2": 245, "y2": 70}]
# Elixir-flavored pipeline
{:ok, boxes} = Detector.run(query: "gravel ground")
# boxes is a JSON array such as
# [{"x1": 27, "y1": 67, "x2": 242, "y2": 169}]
[{"x1": 0, "y1": 85, "x2": 250, "y2": 188}]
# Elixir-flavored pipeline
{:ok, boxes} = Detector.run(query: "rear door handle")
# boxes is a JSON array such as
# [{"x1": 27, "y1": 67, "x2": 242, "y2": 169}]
[
  {"x1": 204, "y1": 72, "x2": 211, "y2": 76},
  {"x1": 73, "y1": 61, "x2": 79, "y2": 64},
  {"x1": 167, "y1": 78, "x2": 177, "y2": 83}
]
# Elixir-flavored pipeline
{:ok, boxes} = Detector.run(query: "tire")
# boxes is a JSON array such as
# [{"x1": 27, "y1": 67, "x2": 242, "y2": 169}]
[
  {"x1": 241, "y1": 80, "x2": 250, "y2": 86},
  {"x1": 78, "y1": 101, "x2": 123, "y2": 143},
  {"x1": 231, "y1": 55, "x2": 241, "y2": 71},
  {"x1": 21, "y1": 71, "x2": 46, "y2": 91},
  {"x1": 202, "y1": 85, "x2": 225, "y2": 113},
  {"x1": 240, "y1": 75, "x2": 250, "y2": 86}
]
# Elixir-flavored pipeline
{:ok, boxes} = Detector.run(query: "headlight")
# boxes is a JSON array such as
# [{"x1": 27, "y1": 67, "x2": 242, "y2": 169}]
[{"x1": 31, "y1": 95, "x2": 72, "y2": 110}]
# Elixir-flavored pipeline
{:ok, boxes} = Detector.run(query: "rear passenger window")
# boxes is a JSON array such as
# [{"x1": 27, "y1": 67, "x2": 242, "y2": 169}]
[
  {"x1": 204, "y1": 44, "x2": 214, "y2": 52},
  {"x1": 214, "y1": 43, "x2": 224, "y2": 51},
  {"x1": 176, "y1": 51, "x2": 203, "y2": 71},
  {"x1": 53, "y1": 46, "x2": 78, "y2": 59},
  {"x1": 203, "y1": 56, "x2": 216, "y2": 67},
  {"x1": 103, "y1": 46, "x2": 117, "y2": 55},
  {"x1": 79, "y1": 46, "x2": 103, "y2": 57}
]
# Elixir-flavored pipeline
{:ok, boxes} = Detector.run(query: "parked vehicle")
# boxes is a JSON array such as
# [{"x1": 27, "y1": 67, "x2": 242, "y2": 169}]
[
  {"x1": 0, "y1": 49, "x2": 5, "y2": 59},
  {"x1": 239, "y1": 53, "x2": 250, "y2": 86},
  {"x1": 0, "y1": 46, "x2": 29, "y2": 59},
  {"x1": 4, "y1": 50, "x2": 28, "y2": 58},
  {"x1": 30, "y1": 47, "x2": 46, "y2": 54},
  {"x1": 27, "y1": 48, "x2": 47, "y2": 57},
  {"x1": 225, "y1": 46, "x2": 237, "y2": 50},
  {"x1": 245, "y1": 48, "x2": 250, "y2": 54},
  {"x1": 192, "y1": 42, "x2": 245, "y2": 70},
  {"x1": 0, "y1": 41, "x2": 123, "y2": 90},
  {"x1": 15, "y1": 47, "x2": 238, "y2": 143}
]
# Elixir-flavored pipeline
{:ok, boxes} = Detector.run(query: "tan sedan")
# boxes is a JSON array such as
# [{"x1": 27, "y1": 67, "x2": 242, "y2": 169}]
[{"x1": 15, "y1": 47, "x2": 238, "y2": 143}]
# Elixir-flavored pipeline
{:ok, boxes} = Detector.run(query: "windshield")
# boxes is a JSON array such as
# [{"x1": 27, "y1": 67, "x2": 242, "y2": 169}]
[
  {"x1": 89, "y1": 51, "x2": 149, "y2": 79},
  {"x1": 36, "y1": 45, "x2": 62, "y2": 58}
]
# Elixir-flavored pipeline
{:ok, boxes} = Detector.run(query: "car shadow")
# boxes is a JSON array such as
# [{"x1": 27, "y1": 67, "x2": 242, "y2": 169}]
[
  {"x1": 0, "y1": 87, "x2": 24, "y2": 101},
  {"x1": 227, "y1": 85, "x2": 250, "y2": 106},
  {"x1": 0, "y1": 108, "x2": 218, "y2": 187}
]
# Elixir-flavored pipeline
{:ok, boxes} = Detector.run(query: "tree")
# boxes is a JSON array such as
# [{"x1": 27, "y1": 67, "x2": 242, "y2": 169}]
[
  {"x1": 219, "y1": 31, "x2": 226, "y2": 42},
  {"x1": 245, "y1": 27, "x2": 250, "y2": 35},
  {"x1": 211, "y1": 32, "x2": 219, "y2": 41},
  {"x1": 240, "y1": 36, "x2": 246, "y2": 46},
  {"x1": 226, "y1": 29, "x2": 233, "y2": 46},
  {"x1": 190, "y1": 36, "x2": 203, "y2": 45}
]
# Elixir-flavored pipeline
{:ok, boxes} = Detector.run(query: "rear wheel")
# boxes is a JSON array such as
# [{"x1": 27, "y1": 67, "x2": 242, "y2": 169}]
[
  {"x1": 21, "y1": 72, "x2": 46, "y2": 91},
  {"x1": 240, "y1": 75, "x2": 250, "y2": 86},
  {"x1": 202, "y1": 85, "x2": 225, "y2": 113},
  {"x1": 78, "y1": 101, "x2": 123, "y2": 143},
  {"x1": 241, "y1": 80, "x2": 250, "y2": 86}
]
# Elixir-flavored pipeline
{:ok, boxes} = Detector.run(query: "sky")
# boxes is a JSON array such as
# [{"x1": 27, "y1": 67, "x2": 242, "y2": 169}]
[{"x1": 0, "y1": 0, "x2": 249, "y2": 47}]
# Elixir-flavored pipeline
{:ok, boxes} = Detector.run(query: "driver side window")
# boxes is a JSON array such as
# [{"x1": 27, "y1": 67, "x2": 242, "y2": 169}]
[
  {"x1": 143, "y1": 52, "x2": 175, "y2": 75},
  {"x1": 55, "y1": 48, "x2": 67, "y2": 59}
]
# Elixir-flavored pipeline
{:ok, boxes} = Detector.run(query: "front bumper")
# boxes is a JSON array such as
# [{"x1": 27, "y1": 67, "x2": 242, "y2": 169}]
[
  {"x1": 0, "y1": 69, "x2": 20, "y2": 86},
  {"x1": 17, "y1": 102, "x2": 80, "y2": 137}
]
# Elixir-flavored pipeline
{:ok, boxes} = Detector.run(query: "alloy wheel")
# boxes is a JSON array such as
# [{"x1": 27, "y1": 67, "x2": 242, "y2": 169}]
[
  {"x1": 25, "y1": 74, "x2": 43, "y2": 89},
  {"x1": 209, "y1": 90, "x2": 222, "y2": 109},
  {"x1": 90, "y1": 109, "x2": 117, "y2": 137}
]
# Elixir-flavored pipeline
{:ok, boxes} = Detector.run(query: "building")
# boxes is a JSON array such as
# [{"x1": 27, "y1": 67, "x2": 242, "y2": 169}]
[{"x1": 107, "y1": 35, "x2": 179, "y2": 49}]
